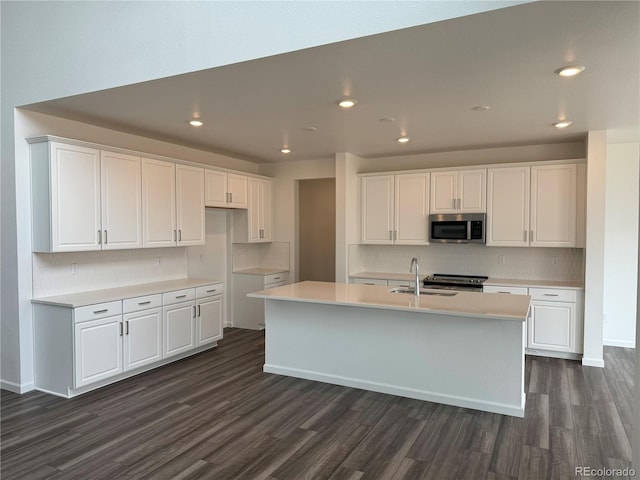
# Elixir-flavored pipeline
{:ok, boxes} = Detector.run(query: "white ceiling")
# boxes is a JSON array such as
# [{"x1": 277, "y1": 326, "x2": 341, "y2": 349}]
[{"x1": 23, "y1": 1, "x2": 640, "y2": 164}]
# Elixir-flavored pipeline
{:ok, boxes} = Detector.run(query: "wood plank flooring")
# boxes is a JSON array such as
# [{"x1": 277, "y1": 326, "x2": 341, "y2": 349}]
[{"x1": 1, "y1": 328, "x2": 635, "y2": 479}]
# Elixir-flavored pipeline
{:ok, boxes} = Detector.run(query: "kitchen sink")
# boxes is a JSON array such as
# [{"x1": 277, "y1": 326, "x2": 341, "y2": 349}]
[{"x1": 388, "y1": 287, "x2": 457, "y2": 296}]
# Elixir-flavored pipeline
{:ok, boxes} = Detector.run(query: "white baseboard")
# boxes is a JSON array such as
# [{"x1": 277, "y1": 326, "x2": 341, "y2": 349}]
[
  {"x1": 264, "y1": 364, "x2": 525, "y2": 418},
  {"x1": 603, "y1": 339, "x2": 636, "y2": 348},
  {"x1": 1, "y1": 379, "x2": 35, "y2": 394},
  {"x1": 581, "y1": 357, "x2": 605, "y2": 368}
]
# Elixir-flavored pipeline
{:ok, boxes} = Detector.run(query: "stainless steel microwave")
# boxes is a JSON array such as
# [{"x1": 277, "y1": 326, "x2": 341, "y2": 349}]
[{"x1": 428, "y1": 213, "x2": 486, "y2": 244}]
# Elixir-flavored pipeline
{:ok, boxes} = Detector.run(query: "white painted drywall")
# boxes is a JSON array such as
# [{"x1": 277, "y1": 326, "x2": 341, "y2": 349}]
[
  {"x1": 603, "y1": 142, "x2": 639, "y2": 348},
  {"x1": 583, "y1": 131, "x2": 607, "y2": 367},
  {"x1": 635, "y1": 198, "x2": 640, "y2": 470}
]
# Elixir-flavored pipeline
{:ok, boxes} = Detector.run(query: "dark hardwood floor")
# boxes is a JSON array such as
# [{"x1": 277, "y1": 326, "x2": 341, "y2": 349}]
[{"x1": 1, "y1": 328, "x2": 635, "y2": 479}]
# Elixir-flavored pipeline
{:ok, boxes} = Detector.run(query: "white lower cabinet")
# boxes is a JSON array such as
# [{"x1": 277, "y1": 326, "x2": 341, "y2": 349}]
[
  {"x1": 123, "y1": 307, "x2": 163, "y2": 371},
  {"x1": 196, "y1": 294, "x2": 223, "y2": 346},
  {"x1": 232, "y1": 271, "x2": 288, "y2": 329},
  {"x1": 528, "y1": 301, "x2": 576, "y2": 353},
  {"x1": 74, "y1": 314, "x2": 123, "y2": 388},
  {"x1": 484, "y1": 284, "x2": 583, "y2": 358},
  {"x1": 33, "y1": 281, "x2": 224, "y2": 398}
]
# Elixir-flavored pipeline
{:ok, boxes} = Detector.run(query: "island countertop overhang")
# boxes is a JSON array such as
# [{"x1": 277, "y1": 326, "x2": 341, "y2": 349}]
[{"x1": 248, "y1": 281, "x2": 530, "y2": 322}]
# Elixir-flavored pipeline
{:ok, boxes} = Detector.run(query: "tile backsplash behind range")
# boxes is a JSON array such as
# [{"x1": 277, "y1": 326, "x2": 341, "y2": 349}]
[
  {"x1": 33, "y1": 248, "x2": 189, "y2": 298},
  {"x1": 351, "y1": 244, "x2": 584, "y2": 282}
]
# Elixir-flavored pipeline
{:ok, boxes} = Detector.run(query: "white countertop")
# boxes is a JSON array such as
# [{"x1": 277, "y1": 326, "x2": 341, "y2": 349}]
[
  {"x1": 248, "y1": 281, "x2": 530, "y2": 322},
  {"x1": 233, "y1": 267, "x2": 289, "y2": 276},
  {"x1": 31, "y1": 278, "x2": 223, "y2": 308},
  {"x1": 350, "y1": 271, "x2": 584, "y2": 290}
]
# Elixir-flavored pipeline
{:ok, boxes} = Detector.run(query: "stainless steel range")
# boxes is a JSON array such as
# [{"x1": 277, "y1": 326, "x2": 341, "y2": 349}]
[{"x1": 423, "y1": 273, "x2": 488, "y2": 292}]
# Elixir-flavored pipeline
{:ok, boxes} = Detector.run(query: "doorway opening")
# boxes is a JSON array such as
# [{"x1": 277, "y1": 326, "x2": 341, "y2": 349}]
[{"x1": 297, "y1": 178, "x2": 336, "y2": 282}]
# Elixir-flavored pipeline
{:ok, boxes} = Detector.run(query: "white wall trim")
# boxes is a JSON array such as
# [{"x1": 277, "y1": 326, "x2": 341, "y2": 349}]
[
  {"x1": 1, "y1": 379, "x2": 35, "y2": 394},
  {"x1": 603, "y1": 339, "x2": 636, "y2": 348},
  {"x1": 581, "y1": 357, "x2": 606, "y2": 368}
]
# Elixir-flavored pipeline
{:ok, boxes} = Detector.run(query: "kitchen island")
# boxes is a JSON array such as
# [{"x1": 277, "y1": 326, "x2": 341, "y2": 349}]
[{"x1": 248, "y1": 281, "x2": 531, "y2": 417}]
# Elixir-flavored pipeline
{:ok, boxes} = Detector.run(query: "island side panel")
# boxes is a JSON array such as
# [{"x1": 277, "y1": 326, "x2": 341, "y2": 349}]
[{"x1": 263, "y1": 299, "x2": 525, "y2": 417}]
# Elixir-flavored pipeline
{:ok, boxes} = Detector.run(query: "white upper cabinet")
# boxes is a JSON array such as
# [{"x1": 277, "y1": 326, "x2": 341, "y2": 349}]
[
  {"x1": 430, "y1": 169, "x2": 486, "y2": 214},
  {"x1": 362, "y1": 175, "x2": 395, "y2": 244},
  {"x1": 395, "y1": 173, "x2": 430, "y2": 244},
  {"x1": 362, "y1": 173, "x2": 429, "y2": 245},
  {"x1": 530, "y1": 164, "x2": 577, "y2": 247},
  {"x1": 142, "y1": 158, "x2": 177, "y2": 248},
  {"x1": 487, "y1": 166, "x2": 530, "y2": 247},
  {"x1": 487, "y1": 163, "x2": 578, "y2": 248},
  {"x1": 246, "y1": 178, "x2": 273, "y2": 242},
  {"x1": 142, "y1": 160, "x2": 205, "y2": 247},
  {"x1": 176, "y1": 165, "x2": 205, "y2": 246},
  {"x1": 100, "y1": 151, "x2": 142, "y2": 250},
  {"x1": 30, "y1": 140, "x2": 141, "y2": 252},
  {"x1": 205, "y1": 170, "x2": 248, "y2": 209}
]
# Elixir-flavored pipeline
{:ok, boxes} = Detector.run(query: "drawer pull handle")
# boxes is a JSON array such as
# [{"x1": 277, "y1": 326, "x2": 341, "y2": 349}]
[
  {"x1": 273, "y1": 277, "x2": 281, "y2": 280},
  {"x1": 206, "y1": 289, "x2": 217, "y2": 293},
  {"x1": 138, "y1": 301, "x2": 151, "y2": 305},
  {"x1": 543, "y1": 293, "x2": 559, "y2": 297},
  {"x1": 125, "y1": 320, "x2": 129, "y2": 335},
  {"x1": 497, "y1": 291, "x2": 511, "y2": 294},
  {"x1": 93, "y1": 309, "x2": 108, "y2": 314},
  {"x1": 175, "y1": 294, "x2": 187, "y2": 299}
]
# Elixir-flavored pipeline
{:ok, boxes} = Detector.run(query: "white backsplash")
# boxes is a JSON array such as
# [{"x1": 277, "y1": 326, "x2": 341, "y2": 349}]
[
  {"x1": 33, "y1": 248, "x2": 188, "y2": 298},
  {"x1": 349, "y1": 244, "x2": 584, "y2": 282},
  {"x1": 232, "y1": 242, "x2": 290, "y2": 271}
]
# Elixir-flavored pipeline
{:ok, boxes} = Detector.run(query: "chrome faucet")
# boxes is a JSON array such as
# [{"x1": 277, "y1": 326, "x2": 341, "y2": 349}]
[{"x1": 410, "y1": 257, "x2": 420, "y2": 297}]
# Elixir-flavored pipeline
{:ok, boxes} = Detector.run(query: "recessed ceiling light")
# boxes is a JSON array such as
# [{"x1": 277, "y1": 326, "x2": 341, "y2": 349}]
[
  {"x1": 379, "y1": 117, "x2": 396, "y2": 123},
  {"x1": 303, "y1": 126, "x2": 318, "y2": 132},
  {"x1": 553, "y1": 121, "x2": 573, "y2": 128},
  {"x1": 189, "y1": 120, "x2": 203, "y2": 127},
  {"x1": 555, "y1": 65, "x2": 586, "y2": 77},
  {"x1": 472, "y1": 105, "x2": 490, "y2": 111},
  {"x1": 280, "y1": 148, "x2": 292, "y2": 154},
  {"x1": 338, "y1": 99, "x2": 357, "y2": 109},
  {"x1": 396, "y1": 136, "x2": 411, "y2": 143}
]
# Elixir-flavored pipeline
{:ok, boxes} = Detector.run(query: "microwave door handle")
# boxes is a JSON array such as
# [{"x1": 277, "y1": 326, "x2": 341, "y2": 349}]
[{"x1": 467, "y1": 221, "x2": 472, "y2": 240}]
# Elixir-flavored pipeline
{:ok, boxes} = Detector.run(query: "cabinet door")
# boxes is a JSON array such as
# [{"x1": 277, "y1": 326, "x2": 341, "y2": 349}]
[
  {"x1": 142, "y1": 158, "x2": 176, "y2": 248},
  {"x1": 123, "y1": 308, "x2": 162, "y2": 371},
  {"x1": 260, "y1": 180, "x2": 273, "y2": 241},
  {"x1": 196, "y1": 297, "x2": 223, "y2": 346},
  {"x1": 528, "y1": 301, "x2": 576, "y2": 353},
  {"x1": 247, "y1": 178, "x2": 262, "y2": 242},
  {"x1": 205, "y1": 170, "x2": 228, "y2": 208},
  {"x1": 50, "y1": 142, "x2": 102, "y2": 252},
  {"x1": 228, "y1": 173, "x2": 248, "y2": 209},
  {"x1": 163, "y1": 302, "x2": 196, "y2": 358},
  {"x1": 176, "y1": 165, "x2": 205, "y2": 246},
  {"x1": 458, "y1": 169, "x2": 486, "y2": 213},
  {"x1": 362, "y1": 175, "x2": 394, "y2": 244},
  {"x1": 486, "y1": 166, "x2": 530, "y2": 246},
  {"x1": 395, "y1": 173, "x2": 429, "y2": 244},
  {"x1": 74, "y1": 315, "x2": 123, "y2": 388},
  {"x1": 530, "y1": 164, "x2": 577, "y2": 247},
  {"x1": 100, "y1": 151, "x2": 142, "y2": 250},
  {"x1": 430, "y1": 171, "x2": 457, "y2": 214}
]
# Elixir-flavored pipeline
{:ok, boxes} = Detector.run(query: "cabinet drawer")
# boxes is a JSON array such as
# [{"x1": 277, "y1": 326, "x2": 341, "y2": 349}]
[
  {"x1": 529, "y1": 288, "x2": 576, "y2": 302},
  {"x1": 352, "y1": 278, "x2": 388, "y2": 286},
  {"x1": 388, "y1": 280, "x2": 413, "y2": 287},
  {"x1": 483, "y1": 285, "x2": 528, "y2": 295},
  {"x1": 75, "y1": 301, "x2": 122, "y2": 323},
  {"x1": 265, "y1": 272, "x2": 288, "y2": 286},
  {"x1": 196, "y1": 283, "x2": 224, "y2": 298},
  {"x1": 163, "y1": 288, "x2": 196, "y2": 306},
  {"x1": 123, "y1": 294, "x2": 162, "y2": 314}
]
